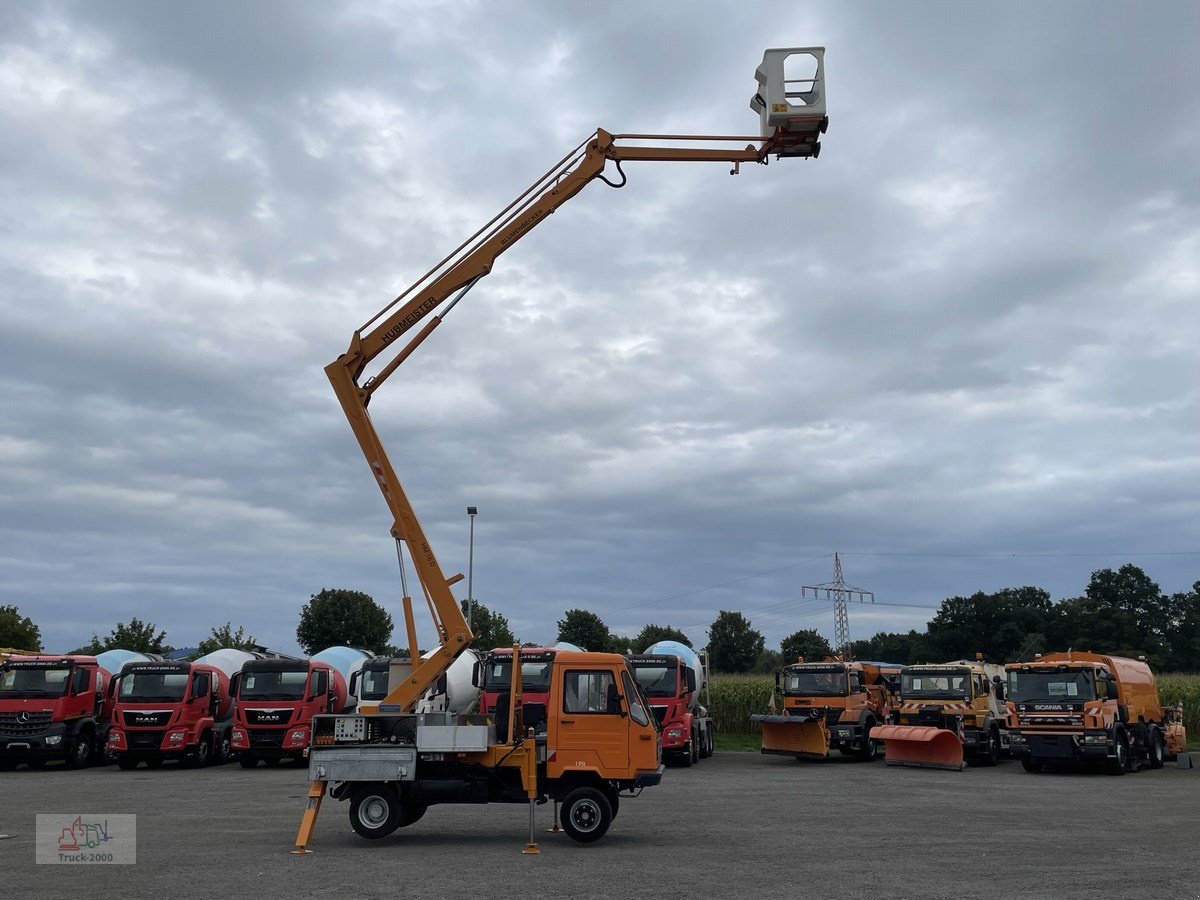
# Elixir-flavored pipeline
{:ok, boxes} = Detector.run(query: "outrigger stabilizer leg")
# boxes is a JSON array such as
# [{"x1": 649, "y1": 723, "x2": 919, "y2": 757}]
[{"x1": 291, "y1": 780, "x2": 327, "y2": 854}]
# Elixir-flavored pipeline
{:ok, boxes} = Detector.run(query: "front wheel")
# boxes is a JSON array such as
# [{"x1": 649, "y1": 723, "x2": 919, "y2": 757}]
[
  {"x1": 1148, "y1": 728, "x2": 1165, "y2": 770},
  {"x1": 214, "y1": 732, "x2": 233, "y2": 765},
  {"x1": 1106, "y1": 734, "x2": 1129, "y2": 776},
  {"x1": 184, "y1": 733, "x2": 211, "y2": 769},
  {"x1": 560, "y1": 786, "x2": 613, "y2": 844},
  {"x1": 856, "y1": 723, "x2": 880, "y2": 761},
  {"x1": 979, "y1": 729, "x2": 1001, "y2": 766},
  {"x1": 66, "y1": 733, "x2": 93, "y2": 769},
  {"x1": 690, "y1": 731, "x2": 700, "y2": 765},
  {"x1": 349, "y1": 784, "x2": 401, "y2": 839}
]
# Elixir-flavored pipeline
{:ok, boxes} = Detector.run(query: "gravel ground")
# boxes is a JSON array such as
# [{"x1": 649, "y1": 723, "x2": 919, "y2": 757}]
[{"x1": 2, "y1": 751, "x2": 1197, "y2": 899}]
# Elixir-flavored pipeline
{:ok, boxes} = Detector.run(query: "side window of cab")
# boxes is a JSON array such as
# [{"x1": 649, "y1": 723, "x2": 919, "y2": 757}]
[
  {"x1": 563, "y1": 670, "x2": 618, "y2": 714},
  {"x1": 71, "y1": 667, "x2": 91, "y2": 694}
]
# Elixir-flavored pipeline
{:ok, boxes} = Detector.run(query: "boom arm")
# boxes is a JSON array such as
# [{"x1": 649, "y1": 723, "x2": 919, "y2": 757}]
[{"x1": 331, "y1": 122, "x2": 823, "y2": 713}]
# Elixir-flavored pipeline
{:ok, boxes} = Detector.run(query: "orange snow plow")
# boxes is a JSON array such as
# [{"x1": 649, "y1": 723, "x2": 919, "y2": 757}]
[
  {"x1": 755, "y1": 715, "x2": 831, "y2": 760},
  {"x1": 870, "y1": 724, "x2": 965, "y2": 771}
]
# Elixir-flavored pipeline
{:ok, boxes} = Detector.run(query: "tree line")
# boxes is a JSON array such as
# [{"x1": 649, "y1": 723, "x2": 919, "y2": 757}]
[{"x1": 3, "y1": 564, "x2": 1195, "y2": 673}]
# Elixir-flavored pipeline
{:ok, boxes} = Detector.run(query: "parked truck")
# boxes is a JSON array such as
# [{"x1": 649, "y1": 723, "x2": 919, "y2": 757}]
[
  {"x1": 870, "y1": 658, "x2": 1008, "y2": 770},
  {"x1": 107, "y1": 658, "x2": 235, "y2": 769},
  {"x1": 751, "y1": 658, "x2": 899, "y2": 761},
  {"x1": 291, "y1": 46, "x2": 826, "y2": 851},
  {"x1": 628, "y1": 641, "x2": 714, "y2": 765},
  {"x1": 1005, "y1": 650, "x2": 1188, "y2": 775},
  {"x1": 231, "y1": 657, "x2": 348, "y2": 767},
  {"x1": 0, "y1": 654, "x2": 113, "y2": 769}
]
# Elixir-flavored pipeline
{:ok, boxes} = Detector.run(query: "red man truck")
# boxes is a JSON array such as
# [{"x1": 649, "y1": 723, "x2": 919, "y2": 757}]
[
  {"x1": 107, "y1": 660, "x2": 235, "y2": 769},
  {"x1": 0, "y1": 654, "x2": 112, "y2": 770},
  {"x1": 231, "y1": 657, "x2": 347, "y2": 767},
  {"x1": 628, "y1": 643, "x2": 714, "y2": 765}
]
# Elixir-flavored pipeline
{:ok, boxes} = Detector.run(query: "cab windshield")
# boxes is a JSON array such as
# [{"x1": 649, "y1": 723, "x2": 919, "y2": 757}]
[
  {"x1": 1007, "y1": 668, "x2": 1096, "y2": 703},
  {"x1": 358, "y1": 667, "x2": 390, "y2": 702},
  {"x1": 482, "y1": 659, "x2": 553, "y2": 694},
  {"x1": 782, "y1": 668, "x2": 847, "y2": 697},
  {"x1": 240, "y1": 670, "x2": 307, "y2": 700},
  {"x1": 119, "y1": 671, "x2": 188, "y2": 702},
  {"x1": 0, "y1": 665, "x2": 72, "y2": 697},
  {"x1": 902, "y1": 670, "x2": 970, "y2": 700},
  {"x1": 630, "y1": 662, "x2": 678, "y2": 698}
]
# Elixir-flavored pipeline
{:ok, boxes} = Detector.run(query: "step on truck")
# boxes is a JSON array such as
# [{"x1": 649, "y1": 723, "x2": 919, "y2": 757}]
[
  {"x1": 107, "y1": 659, "x2": 235, "y2": 769},
  {"x1": 231, "y1": 657, "x2": 348, "y2": 767},
  {"x1": 1005, "y1": 651, "x2": 1188, "y2": 775},
  {"x1": 871, "y1": 657, "x2": 1009, "y2": 770},
  {"x1": 291, "y1": 46, "x2": 827, "y2": 852},
  {"x1": 751, "y1": 658, "x2": 899, "y2": 761},
  {"x1": 628, "y1": 641, "x2": 715, "y2": 765},
  {"x1": 0, "y1": 654, "x2": 113, "y2": 770}
]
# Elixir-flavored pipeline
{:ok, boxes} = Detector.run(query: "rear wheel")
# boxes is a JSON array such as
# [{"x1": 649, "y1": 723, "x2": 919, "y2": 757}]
[
  {"x1": 1147, "y1": 728, "x2": 1165, "y2": 770},
  {"x1": 1106, "y1": 733, "x2": 1129, "y2": 776},
  {"x1": 560, "y1": 786, "x2": 613, "y2": 844},
  {"x1": 1021, "y1": 758, "x2": 1043, "y2": 773},
  {"x1": 349, "y1": 784, "x2": 401, "y2": 839},
  {"x1": 66, "y1": 733, "x2": 93, "y2": 769}
]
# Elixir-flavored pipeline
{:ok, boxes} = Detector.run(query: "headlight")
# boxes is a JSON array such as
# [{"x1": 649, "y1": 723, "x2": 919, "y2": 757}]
[
  {"x1": 168, "y1": 731, "x2": 186, "y2": 744},
  {"x1": 666, "y1": 728, "x2": 682, "y2": 738},
  {"x1": 45, "y1": 735, "x2": 62, "y2": 746},
  {"x1": 1084, "y1": 734, "x2": 1107, "y2": 744},
  {"x1": 290, "y1": 730, "x2": 308, "y2": 741}
]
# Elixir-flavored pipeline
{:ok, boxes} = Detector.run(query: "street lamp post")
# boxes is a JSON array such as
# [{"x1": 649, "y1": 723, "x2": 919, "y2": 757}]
[{"x1": 466, "y1": 506, "x2": 477, "y2": 631}]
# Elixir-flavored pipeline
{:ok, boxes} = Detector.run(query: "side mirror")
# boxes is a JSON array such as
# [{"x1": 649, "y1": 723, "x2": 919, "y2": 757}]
[
  {"x1": 685, "y1": 669, "x2": 697, "y2": 693},
  {"x1": 606, "y1": 682, "x2": 623, "y2": 716},
  {"x1": 774, "y1": 672, "x2": 781, "y2": 689},
  {"x1": 348, "y1": 672, "x2": 359, "y2": 696},
  {"x1": 229, "y1": 673, "x2": 241, "y2": 698},
  {"x1": 471, "y1": 662, "x2": 481, "y2": 688},
  {"x1": 1108, "y1": 684, "x2": 1119, "y2": 700}
]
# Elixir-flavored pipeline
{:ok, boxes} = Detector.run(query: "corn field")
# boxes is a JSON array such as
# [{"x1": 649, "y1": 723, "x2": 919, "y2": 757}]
[{"x1": 710, "y1": 673, "x2": 1200, "y2": 737}]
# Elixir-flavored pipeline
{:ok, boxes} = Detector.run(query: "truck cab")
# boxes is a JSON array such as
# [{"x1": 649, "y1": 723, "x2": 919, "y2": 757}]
[
  {"x1": 107, "y1": 661, "x2": 233, "y2": 769},
  {"x1": 628, "y1": 651, "x2": 713, "y2": 765},
  {"x1": 231, "y1": 658, "x2": 347, "y2": 767},
  {"x1": 1005, "y1": 651, "x2": 1185, "y2": 774},
  {"x1": 893, "y1": 661, "x2": 1007, "y2": 764},
  {"x1": 0, "y1": 655, "x2": 111, "y2": 770}
]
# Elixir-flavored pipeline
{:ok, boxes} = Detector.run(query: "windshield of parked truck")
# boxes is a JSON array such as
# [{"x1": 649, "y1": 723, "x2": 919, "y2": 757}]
[
  {"x1": 119, "y1": 671, "x2": 187, "y2": 702},
  {"x1": 1007, "y1": 668, "x2": 1096, "y2": 703},
  {"x1": 359, "y1": 667, "x2": 390, "y2": 701},
  {"x1": 630, "y1": 662, "x2": 678, "y2": 697},
  {"x1": 0, "y1": 664, "x2": 72, "y2": 697},
  {"x1": 902, "y1": 670, "x2": 971, "y2": 700},
  {"x1": 482, "y1": 659, "x2": 553, "y2": 694},
  {"x1": 782, "y1": 666, "x2": 846, "y2": 697},
  {"x1": 240, "y1": 670, "x2": 308, "y2": 700}
]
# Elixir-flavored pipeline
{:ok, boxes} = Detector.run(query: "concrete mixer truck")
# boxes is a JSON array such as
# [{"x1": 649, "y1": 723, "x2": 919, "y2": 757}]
[
  {"x1": 628, "y1": 642, "x2": 713, "y2": 765},
  {"x1": 108, "y1": 657, "x2": 237, "y2": 769},
  {"x1": 231, "y1": 656, "x2": 348, "y2": 767},
  {"x1": 475, "y1": 644, "x2": 579, "y2": 730},
  {"x1": 0, "y1": 654, "x2": 114, "y2": 769},
  {"x1": 353, "y1": 650, "x2": 480, "y2": 715}
]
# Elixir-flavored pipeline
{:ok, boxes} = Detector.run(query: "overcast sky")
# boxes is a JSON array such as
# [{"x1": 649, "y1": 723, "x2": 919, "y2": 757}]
[{"x1": 2, "y1": 1, "x2": 1197, "y2": 656}]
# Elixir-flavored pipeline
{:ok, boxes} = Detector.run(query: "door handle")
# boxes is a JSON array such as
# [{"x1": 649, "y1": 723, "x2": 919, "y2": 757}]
[{"x1": 560, "y1": 719, "x2": 575, "y2": 725}]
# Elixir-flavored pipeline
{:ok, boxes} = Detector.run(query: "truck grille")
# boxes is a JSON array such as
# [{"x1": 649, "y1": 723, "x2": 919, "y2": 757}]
[
  {"x1": 244, "y1": 709, "x2": 293, "y2": 726},
  {"x1": 0, "y1": 711, "x2": 52, "y2": 737},
  {"x1": 123, "y1": 711, "x2": 172, "y2": 728},
  {"x1": 129, "y1": 729, "x2": 166, "y2": 750},
  {"x1": 248, "y1": 727, "x2": 287, "y2": 749}
]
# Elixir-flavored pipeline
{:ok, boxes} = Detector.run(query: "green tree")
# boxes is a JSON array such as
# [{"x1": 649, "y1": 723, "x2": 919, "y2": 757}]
[
  {"x1": 780, "y1": 628, "x2": 832, "y2": 663},
  {"x1": 753, "y1": 648, "x2": 783, "y2": 674},
  {"x1": 556, "y1": 609, "x2": 610, "y2": 652},
  {"x1": 632, "y1": 624, "x2": 693, "y2": 652},
  {"x1": 1164, "y1": 581, "x2": 1199, "y2": 672},
  {"x1": 73, "y1": 618, "x2": 168, "y2": 655},
  {"x1": 1048, "y1": 565, "x2": 1170, "y2": 666},
  {"x1": 462, "y1": 598, "x2": 516, "y2": 651},
  {"x1": 0, "y1": 605, "x2": 42, "y2": 651},
  {"x1": 848, "y1": 630, "x2": 929, "y2": 665},
  {"x1": 196, "y1": 622, "x2": 257, "y2": 657},
  {"x1": 925, "y1": 586, "x2": 1053, "y2": 662},
  {"x1": 296, "y1": 588, "x2": 393, "y2": 655},
  {"x1": 705, "y1": 610, "x2": 764, "y2": 673}
]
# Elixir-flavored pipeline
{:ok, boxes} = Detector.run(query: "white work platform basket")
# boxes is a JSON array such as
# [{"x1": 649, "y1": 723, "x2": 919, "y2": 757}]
[{"x1": 750, "y1": 47, "x2": 827, "y2": 157}]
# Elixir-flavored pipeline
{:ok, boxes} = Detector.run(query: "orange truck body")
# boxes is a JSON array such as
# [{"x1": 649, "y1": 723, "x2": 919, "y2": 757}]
[
  {"x1": 1005, "y1": 651, "x2": 1186, "y2": 774},
  {"x1": 752, "y1": 660, "x2": 899, "y2": 761}
]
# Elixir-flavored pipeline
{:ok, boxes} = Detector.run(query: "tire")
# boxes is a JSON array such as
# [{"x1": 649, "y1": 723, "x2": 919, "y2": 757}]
[
  {"x1": 184, "y1": 732, "x2": 211, "y2": 769},
  {"x1": 214, "y1": 732, "x2": 232, "y2": 765},
  {"x1": 397, "y1": 801, "x2": 428, "y2": 828},
  {"x1": 698, "y1": 724, "x2": 711, "y2": 759},
  {"x1": 690, "y1": 730, "x2": 700, "y2": 765},
  {"x1": 1106, "y1": 733, "x2": 1129, "y2": 776},
  {"x1": 979, "y1": 728, "x2": 1001, "y2": 767},
  {"x1": 603, "y1": 787, "x2": 620, "y2": 820},
  {"x1": 560, "y1": 786, "x2": 613, "y2": 844},
  {"x1": 117, "y1": 755, "x2": 139, "y2": 771},
  {"x1": 1021, "y1": 758, "x2": 1043, "y2": 773},
  {"x1": 1147, "y1": 728, "x2": 1165, "y2": 770},
  {"x1": 707, "y1": 724, "x2": 716, "y2": 758},
  {"x1": 239, "y1": 754, "x2": 259, "y2": 769},
  {"x1": 856, "y1": 722, "x2": 880, "y2": 761},
  {"x1": 66, "y1": 733, "x2": 93, "y2": 769},
  {"x1": 677, "y1": 742, "x2": 693, "y2": 768},
  {"x1": 349, "y1": 784, "x2": 401, "y2": 839}
]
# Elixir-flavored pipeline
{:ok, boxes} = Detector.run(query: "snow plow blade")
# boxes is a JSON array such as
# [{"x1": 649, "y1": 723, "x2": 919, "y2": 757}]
[
  {"x1": 750, "y1": 714, "x2": 830, "y2": 759},
  {"x1": 870, "y1": 724, "x2": 965, "y2": 771}
]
